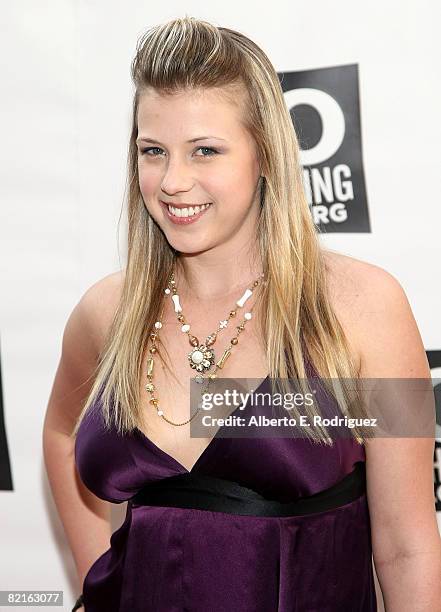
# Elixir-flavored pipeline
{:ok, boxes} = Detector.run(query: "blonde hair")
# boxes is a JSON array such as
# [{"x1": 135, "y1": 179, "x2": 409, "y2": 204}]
[{"x1": 71, "y1": 16, "x2": 370, "y2": 445}]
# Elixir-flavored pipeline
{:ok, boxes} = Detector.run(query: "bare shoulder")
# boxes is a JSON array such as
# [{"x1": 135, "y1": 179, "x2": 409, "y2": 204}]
[
  {"x1": 43, "y1": 270, "x2": 126, "y2": 434},
  {"x1": 79, "y1": 269, "x2": 125, "y2": 355},
  {"x1": 322, "y1": 248, "x2": 401, "y2": 300},
  {"x1": 322, "y1": 249, "x2": 429, "y2": 378},
  {"x1": 321, "y1": 249, "x2": 393, "y2": 373}
]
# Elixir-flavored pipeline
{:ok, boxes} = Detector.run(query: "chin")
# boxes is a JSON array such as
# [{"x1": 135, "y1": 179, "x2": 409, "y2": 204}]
[
  {"x1": 167, "y1": 226, "x2": 216, "y2": 252},
  {"x1": 167, "y1": 238, "x2": 212, "y2": 256}
]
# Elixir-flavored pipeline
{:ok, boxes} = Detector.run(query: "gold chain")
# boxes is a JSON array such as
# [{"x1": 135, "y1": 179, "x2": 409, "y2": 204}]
[{"x1": 144, "y1": 269, "x2": 265, "y2": 426}]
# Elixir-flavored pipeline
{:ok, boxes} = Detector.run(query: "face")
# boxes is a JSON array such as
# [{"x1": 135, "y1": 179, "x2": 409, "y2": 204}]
[{"x1": 136, "y1": 87, "x2": 262, "y2": 256}]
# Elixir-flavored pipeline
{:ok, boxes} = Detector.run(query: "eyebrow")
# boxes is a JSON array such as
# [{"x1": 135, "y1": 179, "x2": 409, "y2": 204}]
[{"x1": 136, "y1": 136, "x2": 227, "y2": 145}]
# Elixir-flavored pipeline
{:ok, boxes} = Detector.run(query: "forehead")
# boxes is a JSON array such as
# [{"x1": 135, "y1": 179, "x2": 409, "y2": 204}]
[{"x1": 136, "y1": 86, "x2": 246, "y2": 135}]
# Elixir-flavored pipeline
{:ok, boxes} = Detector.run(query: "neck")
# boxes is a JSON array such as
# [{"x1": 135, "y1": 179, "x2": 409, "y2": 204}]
[{"x1": 174, "y1": 248, "x2": 263, "y2": 303}]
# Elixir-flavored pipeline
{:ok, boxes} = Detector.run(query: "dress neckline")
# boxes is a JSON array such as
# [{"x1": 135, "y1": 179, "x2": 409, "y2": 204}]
[{"x1": 134, "y1": 374, "x2": 270, "y2": 473}]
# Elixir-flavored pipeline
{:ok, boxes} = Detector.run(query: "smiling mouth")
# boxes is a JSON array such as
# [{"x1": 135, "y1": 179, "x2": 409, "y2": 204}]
[{"x1": 162, "y1": 202, "x2": 212, "y2": 218}]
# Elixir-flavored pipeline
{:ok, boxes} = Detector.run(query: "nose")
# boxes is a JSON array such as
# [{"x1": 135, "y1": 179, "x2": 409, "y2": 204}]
[{"x1": 160, "y1": 157, "x2": 194, "y2": 195}]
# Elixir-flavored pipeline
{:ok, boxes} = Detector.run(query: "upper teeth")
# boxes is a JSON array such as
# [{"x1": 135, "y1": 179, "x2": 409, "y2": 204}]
[{"x1": 167, "y1": 203, "x2": 211, "y2": 217}]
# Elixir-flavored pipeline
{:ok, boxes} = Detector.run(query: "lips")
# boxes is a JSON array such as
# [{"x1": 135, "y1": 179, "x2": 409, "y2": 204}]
[
  {"x1": 161, "y1": 200, "x2": 212, "y2": 225},
  {"x1": 161, "y1": 201, "x2": 211, "y2": 209}
]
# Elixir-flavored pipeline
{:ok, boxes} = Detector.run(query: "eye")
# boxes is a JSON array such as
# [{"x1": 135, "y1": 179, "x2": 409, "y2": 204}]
[
  {"x1": 138, "y1": 146, "x2": 219, "y2": 157},
  {"x1": 195, "y1": 147, "x2": 219, "y2": 157},
  {"x1": 140, "y1": 147, "x2": 163, "y2": 156}
]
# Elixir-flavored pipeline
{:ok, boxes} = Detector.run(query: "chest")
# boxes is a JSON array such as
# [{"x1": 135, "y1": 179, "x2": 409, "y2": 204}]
[{"x1": 136, "y1": 298, "x2": 268, "y2": 471}]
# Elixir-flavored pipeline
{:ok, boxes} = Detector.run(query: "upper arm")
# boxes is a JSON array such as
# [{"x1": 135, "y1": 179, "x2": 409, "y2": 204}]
[
  {"x1": 43, "y1": 271, "x2": 124, "y2": 436},
  {"x1": 350, "y1": 264, "x2": 438, "y2": 565}
]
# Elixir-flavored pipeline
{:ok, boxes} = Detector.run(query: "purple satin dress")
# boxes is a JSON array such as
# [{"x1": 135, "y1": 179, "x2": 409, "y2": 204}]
[{"x1": 74, "y1": 367, "x2": 377, "y2": 611}]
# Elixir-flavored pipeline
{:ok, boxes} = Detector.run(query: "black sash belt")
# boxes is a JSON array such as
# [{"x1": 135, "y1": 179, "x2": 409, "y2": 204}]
[{"x1": 129, "y1": 461, "x2": 366, "y2": 517}]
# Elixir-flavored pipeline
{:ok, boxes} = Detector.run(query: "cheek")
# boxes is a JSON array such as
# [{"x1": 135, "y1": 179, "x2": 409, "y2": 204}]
[
  {"x1": 228, "y1": 160, "x2": 259, "y2": 189},
  {"x1": 216, "y1": 169, "x2": 259, "y2": 214},
  {"x1": 207, "y1": 165, "x2": 251, "y2": 201},
  {"x1": 138, "y1": 169, "x2": 156, "y2": 196},
  {"x1": 137, "y1": 172, "x2": 160, "y2": 217}
]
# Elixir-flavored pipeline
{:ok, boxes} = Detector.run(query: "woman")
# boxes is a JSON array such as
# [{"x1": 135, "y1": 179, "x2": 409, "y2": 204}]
[{"x1": 43, "y1": 16, "x2": 441, "y2": 612}]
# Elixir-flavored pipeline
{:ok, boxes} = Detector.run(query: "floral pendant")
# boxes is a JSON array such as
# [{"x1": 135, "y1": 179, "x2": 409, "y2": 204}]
[{"x1": 188, "y1": 344, "x2": 215, "y2": 373}]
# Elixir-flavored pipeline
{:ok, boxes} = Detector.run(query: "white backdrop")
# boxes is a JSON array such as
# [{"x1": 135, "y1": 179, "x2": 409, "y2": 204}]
[{"x1": 1, "y1": 1, "x2": 440, "y2": 610}]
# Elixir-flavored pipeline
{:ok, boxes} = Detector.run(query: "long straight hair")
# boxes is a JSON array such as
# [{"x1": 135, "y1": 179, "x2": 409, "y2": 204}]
[{"x1": 71, "y1": 16, "x2": 370, "y2": 445}]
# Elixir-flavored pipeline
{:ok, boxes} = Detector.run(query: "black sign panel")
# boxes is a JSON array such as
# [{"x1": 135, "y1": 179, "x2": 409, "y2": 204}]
[
  {"x1": 279, "y1": 64, "x2": 371, "y2": 232},
  {"x1": 0, "y1": 345, "x2": 13, "y2": 491}
]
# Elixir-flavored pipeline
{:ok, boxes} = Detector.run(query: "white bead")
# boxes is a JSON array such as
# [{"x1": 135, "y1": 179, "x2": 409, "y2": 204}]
[
  {"x1": 244, "y1": 312, "x2": 252, "y2": 320},
  {"x1": 191, "y1": 350, "x2": 204, "y2": 364},
  {"x1": 171, "y1": 294, "x2": 182, "y2": 313},
  {"x1": 164, "y1": 288, "x2": 171, "y2": 294},
  {"x1": 219, "y1": 320, "x2": 228, "y2": 329},
  {"x1": 181, "y1": 324, "x2": 190, "y2": 332},
  {"x1": 154, "y1": 321, "x2": 162, "y2": 329},
  {"x1": 236, "y1": 288, "x2": 253, "y2": 308},
  {"x1": 157, "y1": 410, "x2": 163, "y2": 416}
]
